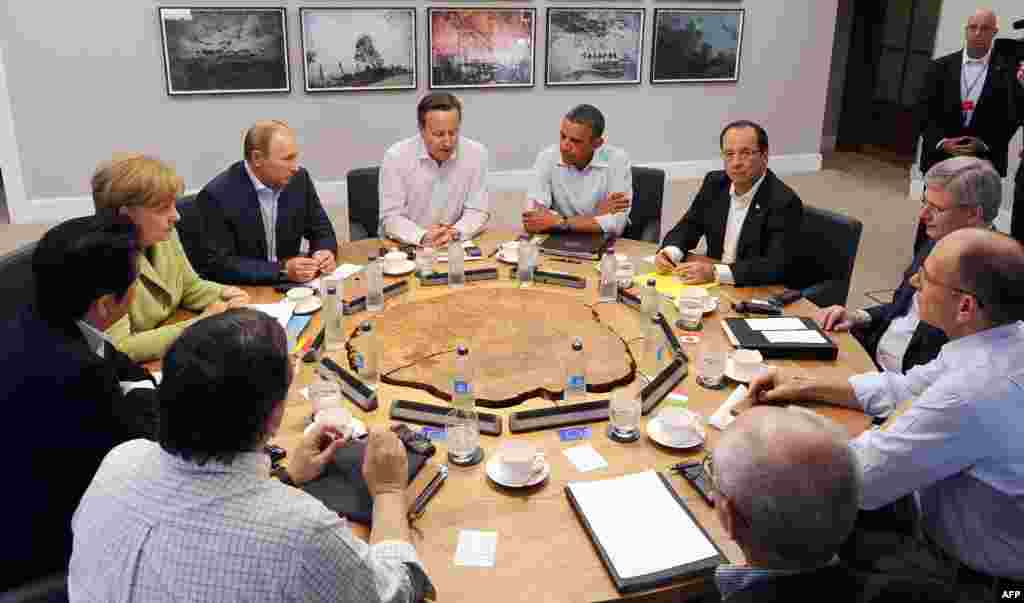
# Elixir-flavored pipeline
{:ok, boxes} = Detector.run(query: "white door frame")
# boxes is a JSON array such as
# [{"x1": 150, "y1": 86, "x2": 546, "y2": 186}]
[{"x1": 0, "y1": 43, "x2": 28, "y2": 224}]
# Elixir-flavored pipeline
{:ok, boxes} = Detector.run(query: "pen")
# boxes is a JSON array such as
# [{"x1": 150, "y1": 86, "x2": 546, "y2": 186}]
[
  {"x1": 663, "y1": 253, "x2": 677, "y2": 268},
  {"x1": 302, "y1": 328, "x2": 325, "y2": 362},
  {"x1": 549, "y1": 257, "x2": 581, "y2": 265},
  {"x1": 293, "y1": 333, "x2": 310, "y2": 355},
  {"x1": 409, "y1": 464, "x2": 448, "y2": 520}
]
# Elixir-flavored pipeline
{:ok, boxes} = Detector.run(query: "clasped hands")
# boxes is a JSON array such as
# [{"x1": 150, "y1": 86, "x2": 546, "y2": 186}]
[
  {"x1": 285, "y1": 250, "x2": 337, "y2": 283},
  {"x1": 521, "y1": 192, "x2": 630, "y2": 234},
  {"x1": 284, "y1": 423, "x2": 408, "y2": 496},
  {"x1": 654, "y1": 249, "x2": 716, "y2": 285},
  {"x1": 202, "y1": 285, "x2": 251, "y2": 317},
  {"x1": 421, "y1": 224, "x2": 459, "y2": 248}
]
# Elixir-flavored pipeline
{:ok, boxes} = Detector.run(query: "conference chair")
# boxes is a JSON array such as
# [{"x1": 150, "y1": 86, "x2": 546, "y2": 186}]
[
  {"x1": 0, "y1": 241, "x2": 37, "y2": 321},
  {"x1": 347, "y1": 167, "x2": 380, "y2": 241},
  {"x1": 785, "y1": 205, "x2": 863, "y2": 308},
  {"x1": 0, "y1": 572, "x2": 68, "y2": 603},
  {"x1": 175, "y1": 194, "x2": 208, "y2": 275},
  {"x1": 622, "y1": 166, "x2": 665, "y2": 243}
]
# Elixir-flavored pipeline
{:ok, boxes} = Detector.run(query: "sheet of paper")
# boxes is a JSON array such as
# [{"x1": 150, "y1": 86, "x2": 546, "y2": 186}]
[
  {"x1": 632, "y1": 271, "x2": 717, "y2": 299},
  {"x1": 454, "y1": 530, "x2": 498, "y2": 567},
  {"x1": 246, "y1": 301, "x2": 295, "y2": 331},
  {"x1": 744, "y1": 317, "x2": 807, "y2": 331},
  {"x1": 567, "y1": 470, "x2": 718, "y2": 579},
  {"x1": 308, "y1": 263, "x2": 363, "y2": 290},
  {"x1": 763, "y1": 330, "x2": 828, "y2": 344},
  {"x1": 641, "y1": 255, "x2": 657, "y2": 264},
  {"x1": 563, "y1": 444, "x2": 608, "y2": 472},
  {"x1": 709, "y1": 385, "x2": 747, "y2": 431}
]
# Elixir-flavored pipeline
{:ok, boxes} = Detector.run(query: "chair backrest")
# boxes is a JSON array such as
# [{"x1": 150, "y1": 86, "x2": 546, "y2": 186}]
[
  {"x1": 0, "y1": 572, "x2": 67, "y2": 603},
  {"x1": 0, "y1": 241, "x2": 37, "y2": 323},
  {"x1": 347, "y1": 167, "x2": 381, "y2": 241},
  {"x1": 175, "y1": 194, "x2": 206, "y2": 273},
  {"x1": 623, "y1": 166, "x2": 665, "y2": 243},
  {"x1": 786, "y1": 205, "x2": 863, "y2": 308}
]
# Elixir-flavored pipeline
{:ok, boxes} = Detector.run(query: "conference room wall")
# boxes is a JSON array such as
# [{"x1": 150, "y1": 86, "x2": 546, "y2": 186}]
[{"x1": 1, "y1": 1, "x2": 838, "y2": 225}]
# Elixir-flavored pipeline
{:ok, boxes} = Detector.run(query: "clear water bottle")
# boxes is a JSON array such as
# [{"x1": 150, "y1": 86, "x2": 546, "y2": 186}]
[
  {"x1": 641, "y1": 278, "x2": 659, "y2": 317},
  {"x1": 642, "y1": 313, "x2": 667, "y2": 377},
  {"x1": 352, "y1": 320, "x2": 379, "y2": 389},
  {"x1": 599, "y1": 252, "x2": 618, "y2": 302},
  {"x1": 448, "y1": 238, "x2": 465, "y2": 288},
  {"x1": 447, "y1": 344, "x2": 480, "y2": 464},
  {"x1": 366, "y1": 251, "x2": 384, "y2": 312},
  {"x1": 564, "y1": 337, "x2": 587, "y2": 402},
  {"x1": 321, "y1": 277, "x2": 344, "y2": 352}
]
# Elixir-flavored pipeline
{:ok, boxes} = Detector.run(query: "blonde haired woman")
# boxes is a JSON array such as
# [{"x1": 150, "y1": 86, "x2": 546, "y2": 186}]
[{"x1": 93, "y1": 154, "x2": 249, "y2": 362}]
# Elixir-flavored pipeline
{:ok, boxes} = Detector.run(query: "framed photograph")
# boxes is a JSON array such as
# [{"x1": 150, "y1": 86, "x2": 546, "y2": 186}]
[
  {"x1": 428, "y1": 8, "x2": 536, "y2": 89},
  {"x1": 300, "y1": 8, "x2": 416, "y2": 92},
  {"x1": 158, "y1": 7, "x2": 290, "y2": 95},
  {"x1": 651, "y1": 9, "x2": 744, "y2": 84},
  {"x1": 545, "y1": 8, "x2": 644, "y2": 86}
]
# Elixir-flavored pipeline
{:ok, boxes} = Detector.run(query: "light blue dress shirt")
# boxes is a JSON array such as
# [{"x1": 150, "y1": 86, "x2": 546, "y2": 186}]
[
  {"x1": 244, "y1": 161, "x2": 282, "y2": 263},
  {"x1": 528, "y1": 144, "x2": 632, "y2": 236}
]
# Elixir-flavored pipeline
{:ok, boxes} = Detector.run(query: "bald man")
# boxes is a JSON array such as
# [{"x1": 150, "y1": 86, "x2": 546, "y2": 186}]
[
  {"x1": 196, "y1": 121, "x2": 338, "y2": 285},
  {"x1": 748, "y1": 228, "x2": 1024, "y2": 597},
  {"x1": 708, "y1": 407, "x2": 952, "y2": 602}
]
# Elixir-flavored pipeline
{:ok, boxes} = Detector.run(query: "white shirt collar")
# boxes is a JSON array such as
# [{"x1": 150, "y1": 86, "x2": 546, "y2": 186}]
[
  {"x1": 729, "y1": 170, "x2": 767, "y2": 210},
  {"x1": 76, "y1": 319, "x2": 113, "y2": 358},
  {"x1": 962, "y1": 46, "x2": 992, "y2": 66},
  {"x1": 243, "y1": 160, "x2": 273, "y2": 193}
]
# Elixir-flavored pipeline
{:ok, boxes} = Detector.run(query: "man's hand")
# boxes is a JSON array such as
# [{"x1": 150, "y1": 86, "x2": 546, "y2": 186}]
[
  {"x1": 654, "y1": 250, "x2": 678, "y2": 275},
  {"x1": 677, "y1": 261, "x2": 715, "y2": 285},
  {"x1": 746, "y1": 368, "x2": 812, "y2": 407},
  {"x1": 595, "y1": 192, "x2": 631, "y2": 216},
  {"x1": 201, "y1": 300, "x2": 229, "y2": 317},
  {"x1": 943, "y1": 137, "x2": 977, "y2": 156},
  {"x1": 221, "y1": 286, "x2": 250, "y2": 305},
  {"x1": 422, "y1": 224, "x2": 457, "y2": 248},
  {"x1": 285, "y1": 257, "x2": 320, "y2": 283},
  {"x1": 311, "y1": 250, "x2": 336, "y2": 276},
  {"x1": 362, "y1": 428, "x2": 408, "y2": 497},
  {"x1": 1017, "y1": 60, "x2": 1023, "y2": 86},
  {"x1": 523, "y1": 209, "x2": 563, "y2": 234},
  {"x1": 816, "y1": 305, "x2": 866, "y2": 332},
  {"x1": 286, "y1": 421, "x2": 348, "y2": 486}
]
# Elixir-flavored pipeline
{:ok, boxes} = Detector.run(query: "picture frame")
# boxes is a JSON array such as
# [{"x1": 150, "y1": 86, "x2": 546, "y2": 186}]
[
  {"x1": 158, "y1": 7, "x2": 290, "y2": 95},
  {"x1": 428, "y1": 8, "x2": 537, "y2": 89},
  {"x1": 300, "y1": 7, "x2": 417, "y2": 93},
  {"x1": 651, "y1": 8, "x2": 744, "y2": 84},
  {"x1": 545, "y1": 7, "x2": 644, "y2": 86}
]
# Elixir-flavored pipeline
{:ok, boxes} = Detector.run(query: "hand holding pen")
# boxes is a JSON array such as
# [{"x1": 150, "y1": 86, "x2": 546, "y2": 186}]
[{"x1": 311, "y1": 249, "x2": 337, "y2": 277}]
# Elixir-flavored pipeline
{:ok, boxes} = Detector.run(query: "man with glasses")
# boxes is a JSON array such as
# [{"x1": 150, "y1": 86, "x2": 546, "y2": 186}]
[
  {"x1": 818, "y1": 157, "x2": 1001, "y2": 374},
  {"x1": 748, "y1": 227, "x2": 1024, "y2": 599},
  {"x1": 704, "y1": 406, "x2": 953, "y2": 602},
  {"x1": 655, "y1": 120, "x2": 802, "y2": 286}
]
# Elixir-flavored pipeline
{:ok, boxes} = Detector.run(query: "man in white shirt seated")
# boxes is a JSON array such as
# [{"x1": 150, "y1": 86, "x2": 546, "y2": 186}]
[
  {"x1": 380, "y1": 92, "x2": 490, "y2": 247},
  {"x1": 817, "y1": 157, "x2": 1001, "y2": 375},
  {"x1": 69, "y1": 308, "x2": 434, "y2": 603},
  {"x1": 523, "y1": 104, "x2": 632, "y2": 237},
  {"x1": 654, "y1": 120, "x2": 803, "y2": 286},
  {"x1": 747, "y1": 227, "x2": 1024, "y2": 599}
]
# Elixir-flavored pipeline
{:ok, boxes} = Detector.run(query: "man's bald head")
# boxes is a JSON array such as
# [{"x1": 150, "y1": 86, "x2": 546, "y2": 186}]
[
  {"x1": 936, "y1": 228, "x2": 1024, "y2": 326},
  {"x1": 713, "y1": 406, "x2": 861, "y2": 567},
  {"x1": 965, "y1": 9, "x2": 999, "y2": 58}
]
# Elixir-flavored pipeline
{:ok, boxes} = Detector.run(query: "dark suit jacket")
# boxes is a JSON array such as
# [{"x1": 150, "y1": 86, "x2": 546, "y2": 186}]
[
  {"x1": 0, "y1": 308, "x2": 157, "y2": 591},
  {"x1": 855, "y1": 240, "x2": 947, "y2": 373},
  {"x1": 721, "y1": 563, "x2": 956, "y2": 603},
  {"x1": 916, "y1": 48, "x2": 1020, "y2": 176},
  {"x1": 660, "y1": 169, "x2": 803, "y2": 286},
  {"x1": 196, "y1": 162, "x2": 337, "y2": 284}
]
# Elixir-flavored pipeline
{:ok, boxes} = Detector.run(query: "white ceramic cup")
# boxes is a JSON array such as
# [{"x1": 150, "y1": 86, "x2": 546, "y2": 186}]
[
  {"x1": 314, "y1": 406, "x2": 352, "y2": 438},
  {"x1": 731, "y1": 349, "x2": 765, "y2": 382},
  {"x1": 384, "y1": 250, "x2": 408, "y2": 272},
  {"x1": 498, "y1": 441, "x2": 541, "y2": 483},
  {"x1": 286, "y1": 286, "x2": 316, "y2": 311},
  {"x1": 658, "y1": 407, "x2": 701, "y2": 444},
  {"x1": 500, "y1": 240, "x2": 520, "y2": 262}
]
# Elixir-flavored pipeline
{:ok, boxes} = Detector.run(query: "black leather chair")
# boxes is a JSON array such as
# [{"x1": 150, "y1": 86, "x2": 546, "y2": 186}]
[
  {"x1": 622, "y1": 166, "x2": 665, "y2": 243},
  {"x1": 347, "y1": 167, "x2": 380, "y2": 241},
  {"x1": 786, "y1": 205, "x2": 863, "y2": 308},
  {"x1": 175, "y1": 194, "x2": 207, "y2": 275},
  {"x1": 0, "y1": 572, "x2": 68, "y2": 603},
  {"x1": 0, "y1": 241, "x2": 37, "y2": 322}
]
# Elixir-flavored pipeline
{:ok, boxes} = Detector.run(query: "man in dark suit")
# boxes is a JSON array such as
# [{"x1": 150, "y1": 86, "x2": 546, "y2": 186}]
[
  {"x1": 0, "y1": 216, "x2": 158, "y2": 592},
  {"x1": 1009, "y1": 44, "x2": 1023, "y2": 244},
  {"x1": 196, "y1": 120, "x2": 338, "y2": 285},
  {"x1": 818, "y1": 157, "x2": 1001, "y2": 374},
  {"x1": 655, "y1": 120, "x2": 802, "y2": 287}
]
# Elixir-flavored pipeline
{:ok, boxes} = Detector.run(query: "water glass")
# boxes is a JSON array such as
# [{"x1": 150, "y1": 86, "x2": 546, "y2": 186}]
[
  {"x1": 517, "y1": 241, "x2": 537, "y2": 287},
  {"x1": 609, "y1": 387, "x2": 641, "y2": 439},
  {"x1": 417, "y1": 247, "x2": 435, "y2": 278},
  {"x1": 678, "y1": 297, "x2": 705, "y2": 330},
  {"x1": 698, "y1": 337, "x2": 727, "y2": 389},
  {"x1": 308, "y1": 376, "x2": 343, "y2": 416},
  {"x1": 446, "y1": 408, "x2": 481, "y2": 463}
]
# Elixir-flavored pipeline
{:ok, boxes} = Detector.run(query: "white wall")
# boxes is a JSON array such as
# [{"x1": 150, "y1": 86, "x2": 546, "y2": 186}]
[
  {"x1": 1, "y1": 1, "x2": 839, "y2": 224},
  {"x1": 0, "y1": 42, "x2": 27, "y2": 223}
]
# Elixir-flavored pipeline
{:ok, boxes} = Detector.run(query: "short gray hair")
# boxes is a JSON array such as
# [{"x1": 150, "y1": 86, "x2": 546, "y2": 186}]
[{"x1": 924, "y1": 157, "x2": 1002, "y2": 224}]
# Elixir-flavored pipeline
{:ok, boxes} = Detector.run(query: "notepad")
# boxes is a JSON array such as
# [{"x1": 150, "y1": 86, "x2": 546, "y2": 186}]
[
  {"x1": 308, "y1": 264, "x2": 364, "y2": 290},
  {"x1": 246, "y1": 301, "x2": 295, "y2": 331},
  {"x1": 632, "y1": 272, "x2": 718, "y2": 300},
  {"x1": 721, "y1": 316, "x2": 838, "y2": 360}
]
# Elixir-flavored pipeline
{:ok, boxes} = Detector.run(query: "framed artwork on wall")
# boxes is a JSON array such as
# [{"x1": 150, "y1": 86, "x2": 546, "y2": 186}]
[
  {"x1": 158, "y1": 7, "x2": 290, "y2": 95},
  {"x1": 300, "y1": 8, "x2": 417, "y2": 92},
  {"x1": 428, "y1": 8, "x2": 536, "y2": 89},
  {"x1": 545, "y1": 8, "x2": 644, "y2": 86},
  {"x1": 651, "y1": 8, "x2": 744, "y2": 84}
]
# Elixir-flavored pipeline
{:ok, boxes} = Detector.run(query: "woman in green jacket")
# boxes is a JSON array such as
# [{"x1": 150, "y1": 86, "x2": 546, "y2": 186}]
[{"x1": 93, "y1": 154, "x2": 250, "y2": 362}]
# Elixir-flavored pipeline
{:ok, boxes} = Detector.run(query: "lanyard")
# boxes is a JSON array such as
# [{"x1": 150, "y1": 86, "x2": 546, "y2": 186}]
[{"x1": 961, "y1": 62, "x2": 987, "y2": 103}]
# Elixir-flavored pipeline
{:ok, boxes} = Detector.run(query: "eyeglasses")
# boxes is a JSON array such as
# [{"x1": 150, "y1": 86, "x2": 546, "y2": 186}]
[
  {"x1": 914, "y1": 264, "x2": 985, "y2": 307},
  {"x1": 720, "y1": 149, "x2": 762, "y2": 162},
  {"x1": 919, "y1": 198, "x2": 967, "y2": 216}
]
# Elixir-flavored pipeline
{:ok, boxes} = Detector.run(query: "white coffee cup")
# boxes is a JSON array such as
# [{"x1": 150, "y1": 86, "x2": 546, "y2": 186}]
[
  {"x1": 500, "y1": 241, "x2": 519, "y2": 261},
  {"x1": 657, "y1": 407, "x2": 702, "y2": 444},
  {"x1": 498, "y1": 441, "x2": 541, "y2": 483},
  {"x1": 286, "y1": 286, "x2": 316, "y2": 311},
  {"x1": 314, "y1": 406, "x2": 352, "y2": 438},
  {"x1": 384, "y1": 250, "x2": 408, "y2": 272},
  {"x1": 731, "y1": 349, "x2": 766, "y2": 382}
]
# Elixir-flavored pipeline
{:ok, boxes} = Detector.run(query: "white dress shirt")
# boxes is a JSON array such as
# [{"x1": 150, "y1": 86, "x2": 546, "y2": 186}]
[
  {"x1": 380, "y1": 135, "x2": 490, "y2": 245},
  {"x1": 875, "y1": 293, "x2": 922, "y2": 372},
  {"x1": 937, "y1": 47, "x2": 993, "y2": 150},
  {"x1": 76, "y1": 319, "x2": 112, "y2": 358},
  {"x1": 244, "y1": 161, "x2": 283, "y2": 263},
  {"x1": 844, "y1": 322, "x2": 1024, "y2": 579},
  {"x1": 528, "y1": 144, "x2": 632, "y2": 237}
]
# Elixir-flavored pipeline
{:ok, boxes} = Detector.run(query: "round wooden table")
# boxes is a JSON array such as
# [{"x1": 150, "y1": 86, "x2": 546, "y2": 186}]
[{"x1": 257, "y1": 230, "x2": 875, "y2": 603}]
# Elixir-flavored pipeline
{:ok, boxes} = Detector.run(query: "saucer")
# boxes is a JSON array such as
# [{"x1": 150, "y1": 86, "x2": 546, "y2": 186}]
[
  {"x1": 383, "y1": 259, "x2": 416, "y2": 276},
  {"x1": 293, "y1": 297, "x2": 323, "y2": 315},
  {"x1": 303, "y1": 416, "x2": 367, "y2": 439},
  {"x1": 725, "y1": 358, "x2": 768, "y2": 383},
  {"x1": 703, "y1": 297, "x2": 720, "y2": 314},
  {"x1": 647, "y1": 416, "x2": 705, "y2": 449},
  {"x1": 485, "y1": 456, "x2": 550, "y2": 488},
  {"x1": 496, "y1": 250, "x2": 519, "y2": 264}
]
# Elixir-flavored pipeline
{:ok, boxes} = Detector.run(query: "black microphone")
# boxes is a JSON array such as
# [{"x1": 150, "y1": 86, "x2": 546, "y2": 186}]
[
  {"x1": 733, "y1": 300, "x2": 783, "y2": 315},
  {"x1": 766, "y1": 289, "x2": 804, "y2": 308},
  {"x1": 1013, "y1": 18, "x2": 1023, "y2": 30}
]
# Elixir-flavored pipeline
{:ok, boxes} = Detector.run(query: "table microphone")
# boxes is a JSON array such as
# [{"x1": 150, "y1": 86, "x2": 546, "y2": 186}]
[
  {"x1": 733, "y1": 300, "x2": 783, "y2": 315},
  {"x1": 766, "y1": 289, "x2": 804, "y2": 308}
]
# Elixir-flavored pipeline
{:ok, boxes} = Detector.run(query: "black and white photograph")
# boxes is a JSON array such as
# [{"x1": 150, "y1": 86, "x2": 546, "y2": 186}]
[
  {"x1": 546, "y1": 8, "x2": 644, "y2": 86},
  {"x1": 429, "y1": 8, "x2": 536, "y2": 89},
  {"x1": 158, "y1": 7, "x2": 290, "y2": 95},
  {"x1": 651, "y1": 9, "x2": 744, "y2": 84},
  {"x1": 300, "y1": 8, "x2": 417, "y2": 92}
]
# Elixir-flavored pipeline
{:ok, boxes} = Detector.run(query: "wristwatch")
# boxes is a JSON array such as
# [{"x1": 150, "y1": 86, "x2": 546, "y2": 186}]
[
  {"x1": 278, "y1": 259, "x2": 288, "y2": 281},
  {"x1": 555, "y1": 216, "x2": 570, "y2": 233}
]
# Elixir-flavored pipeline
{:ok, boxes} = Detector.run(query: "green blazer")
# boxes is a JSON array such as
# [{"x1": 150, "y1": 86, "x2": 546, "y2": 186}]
[{"x1": 108, "y1": 230, "x2": 224, "y2": 362}]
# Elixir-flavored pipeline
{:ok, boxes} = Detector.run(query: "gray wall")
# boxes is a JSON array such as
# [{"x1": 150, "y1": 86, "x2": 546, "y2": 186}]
[{"x1": 2, "y1": 0, "x2": 838, "y2": 204}]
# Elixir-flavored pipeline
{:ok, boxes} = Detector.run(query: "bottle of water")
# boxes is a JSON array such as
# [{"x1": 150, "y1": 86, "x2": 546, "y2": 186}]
[
  {"x1": 642, "y1": 313, "x2": 667, "y2": 377},
  {"x1": 448, "y1": 238, "x2": 465, "y2": 288},
  {"x1": 352, "y1": 320, "x2": 379, "y2": 389},
  {"x1": 366, "y1": 251, "x2": 384, "y2": 312},
  {"x1": 321, "y1": 277, "x2": 344, "y2": 352},
  {"x1": 447, "y1": 344, "x2": 480, "y2": 464},
  {"x1": 564, "y1": 337, "x2": 587, "y2": 402},
  {"x1": 599, "y1": 252, "x2": 618, "y2": 302},
  {"x1": 641, "y1": 278, "x2": 659, "y2": 317}
]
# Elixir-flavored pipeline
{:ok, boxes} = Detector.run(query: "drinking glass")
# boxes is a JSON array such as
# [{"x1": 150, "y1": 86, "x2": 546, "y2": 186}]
[
  {"x1": 698, "y1": 337, "x2": 727, "y2": 389},
  {"x1": 609, "y1": 387, "x2": 641, "y2": 439},
  {"x1": 518, "y1": 241, "x2": 537, "y2": 287},
  {"x1": 417, "y1": 247, "x2": 435, "y2": 278},
  {"x1": 678, "y1": 297, "x2": 705, "y2": 330}
]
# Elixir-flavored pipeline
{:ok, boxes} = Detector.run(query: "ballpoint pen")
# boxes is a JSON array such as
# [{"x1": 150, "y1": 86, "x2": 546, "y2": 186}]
[{"x1": 408, "y1": 464, "x2": 448, "y2": 520}]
